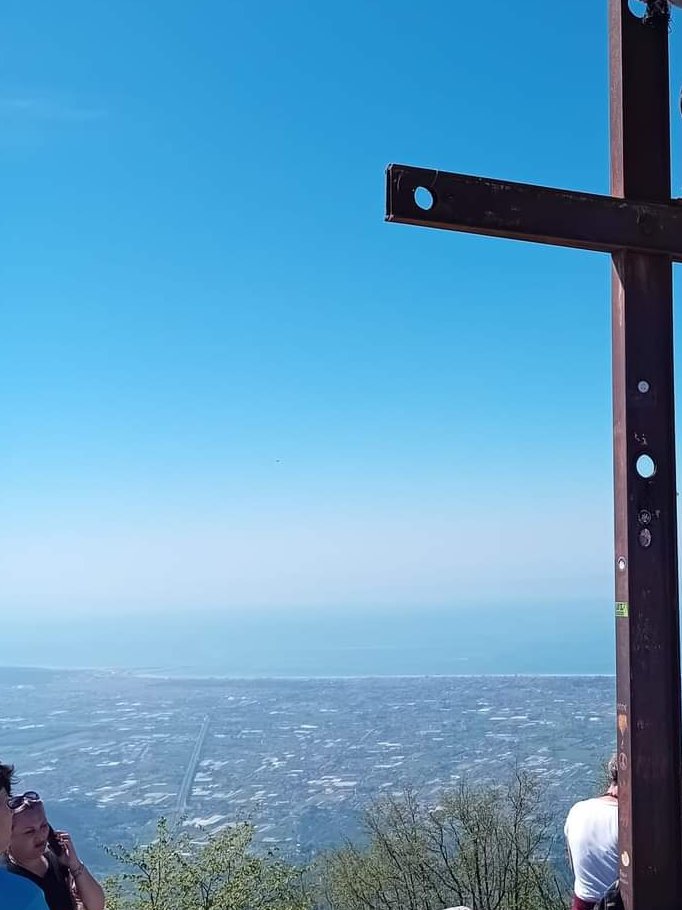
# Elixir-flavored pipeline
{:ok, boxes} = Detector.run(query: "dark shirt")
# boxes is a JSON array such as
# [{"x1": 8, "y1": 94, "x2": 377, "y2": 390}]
[{"x1": 4, "y1": 850, "x2": 73, "y2": 910}]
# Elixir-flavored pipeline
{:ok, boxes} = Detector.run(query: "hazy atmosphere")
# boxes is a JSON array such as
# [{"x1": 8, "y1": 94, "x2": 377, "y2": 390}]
[
  {"x1": 4, "y1": 6, "x2": 678, "y2": 909},
  {"x1": 3, "y1": 0, "x2": 682, "y2": 672}
]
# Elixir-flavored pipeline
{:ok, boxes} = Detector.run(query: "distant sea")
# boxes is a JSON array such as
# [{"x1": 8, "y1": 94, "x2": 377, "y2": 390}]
[{"x1": 4, "y1": 601, "x2": 615, "y2": 676}]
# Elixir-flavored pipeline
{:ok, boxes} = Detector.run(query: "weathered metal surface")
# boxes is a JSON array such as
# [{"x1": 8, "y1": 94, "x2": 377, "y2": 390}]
[
  {"x1": 610, "y1": 2, "x2": 682, "y2": 908},
  {"x1": 385, "y1": 1, "x2": 682, "y2": 907},
  {"x1": 385, "y1": 166, "x2": 682, "y2": 259}
]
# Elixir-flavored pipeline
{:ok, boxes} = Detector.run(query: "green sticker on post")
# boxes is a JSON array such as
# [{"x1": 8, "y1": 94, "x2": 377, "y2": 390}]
[{"x1": 616, "y1": 602, "x2": 629, "y2": 618}]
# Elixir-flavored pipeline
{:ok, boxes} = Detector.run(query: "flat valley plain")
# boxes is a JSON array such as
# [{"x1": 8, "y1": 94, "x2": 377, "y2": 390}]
[{"x1": 0, "y1": 669, "x2": 615, "y2": 874}]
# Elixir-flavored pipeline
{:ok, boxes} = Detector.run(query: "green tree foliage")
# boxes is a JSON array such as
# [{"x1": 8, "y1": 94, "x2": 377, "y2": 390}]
[
  {"x1": 316, "y1": 771, "x2": 568, "y2": 910},
  {"x1": 104, "y1": 818, "x2": 311, "y2": 910},
  {"x1": 104, "y1": 772, "x2": 568, "y2": 910}
]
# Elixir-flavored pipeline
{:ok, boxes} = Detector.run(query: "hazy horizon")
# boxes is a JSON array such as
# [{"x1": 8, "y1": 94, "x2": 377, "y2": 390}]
[
  {"x1": 1, "y1": 1, "x2": 629, "y2": 624},
  {"x1": 4, "y1": 600, "x2": 616, "y2": 676},
  {"x1": 4, "y1": 3, "x2": 681, "y2": 657}
]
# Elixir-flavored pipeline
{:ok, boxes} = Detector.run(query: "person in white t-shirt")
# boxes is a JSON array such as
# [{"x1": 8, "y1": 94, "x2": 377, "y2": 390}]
[{"x1": 564, "y1": 756, "x2": 619, "y2": 910}]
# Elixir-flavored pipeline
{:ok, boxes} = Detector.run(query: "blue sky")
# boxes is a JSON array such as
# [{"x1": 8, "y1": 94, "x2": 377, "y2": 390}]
[{"x1": 1, "y1": 1, "x2": 681, "y2": 643}]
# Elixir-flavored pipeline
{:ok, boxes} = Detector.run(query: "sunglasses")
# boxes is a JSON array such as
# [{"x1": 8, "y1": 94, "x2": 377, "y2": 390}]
[{"x1": 7, "y1": 790, "x2": 41, "y2": 810}]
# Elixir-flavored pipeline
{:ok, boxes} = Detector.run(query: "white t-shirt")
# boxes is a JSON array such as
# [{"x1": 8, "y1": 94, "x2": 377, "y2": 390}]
[{"x1": 564, "y1": 796, "x2": 619, "y2": 902}]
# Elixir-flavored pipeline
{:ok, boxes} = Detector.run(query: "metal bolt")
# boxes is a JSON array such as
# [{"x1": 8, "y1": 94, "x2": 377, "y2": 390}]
[
  {"x1": 639, "y1": 528, "x2": 652, "y2": 548},
  {"x1": 617, "y1": 556, "x2": 627, "y2": 571},
  {"x1": 638, "y1": 509, "x2": 653, "y2": 526},
  {"x1": 638, "y1": 380, "x2": 650, "y2": 394}
]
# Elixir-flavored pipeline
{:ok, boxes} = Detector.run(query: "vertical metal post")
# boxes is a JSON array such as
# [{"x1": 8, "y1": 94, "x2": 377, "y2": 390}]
[{"x1": 610, "y1": 2, "x2": 682, "y2": 907}]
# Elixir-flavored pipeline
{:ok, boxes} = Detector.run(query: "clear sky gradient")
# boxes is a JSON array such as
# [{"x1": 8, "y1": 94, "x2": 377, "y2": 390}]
[{"x1": 2, "y1": 2, "x2": 682, "y2": 661}]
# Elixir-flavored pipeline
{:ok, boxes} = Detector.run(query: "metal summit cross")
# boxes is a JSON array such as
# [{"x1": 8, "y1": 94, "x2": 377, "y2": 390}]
[{"x1": 386, "y1": 2, "x2": 682, "y2": 908}]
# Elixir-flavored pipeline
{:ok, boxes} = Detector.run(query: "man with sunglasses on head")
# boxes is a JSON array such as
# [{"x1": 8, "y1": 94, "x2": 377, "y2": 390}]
[
  {"x1": 7, "y1": 789, "x2": 105, "y2": 910},
  {"x1": 0, "y1": 763, "x2": 49, "y2": 909}
]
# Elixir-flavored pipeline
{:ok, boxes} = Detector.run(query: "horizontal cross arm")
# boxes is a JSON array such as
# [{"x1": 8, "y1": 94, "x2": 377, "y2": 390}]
[{"x1": 386, "y1": 164, "x2": 682, "y2": 259}]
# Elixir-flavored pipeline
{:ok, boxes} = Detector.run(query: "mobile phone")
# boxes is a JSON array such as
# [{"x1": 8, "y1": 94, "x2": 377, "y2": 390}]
[{"x1": 48, "y1": 826, "x2": 64, "y2": 857}]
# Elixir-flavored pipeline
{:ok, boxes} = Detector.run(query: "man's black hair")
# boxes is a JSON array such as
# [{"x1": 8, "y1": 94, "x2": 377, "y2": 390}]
[{"x1": 0, "y1": 763, "x2": 15, "y2": 796}]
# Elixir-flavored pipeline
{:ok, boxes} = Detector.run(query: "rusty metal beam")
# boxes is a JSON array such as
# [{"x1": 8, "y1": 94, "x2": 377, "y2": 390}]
[
  {"x1": 386, "y1": 165, "x2": 682, "y2": 259},
  {"x1": 610, "y1": 2, "x2": 682, "y2": 909},
  {"x1": 385, "y1": 4, "x2": 682, "y2": 903}
]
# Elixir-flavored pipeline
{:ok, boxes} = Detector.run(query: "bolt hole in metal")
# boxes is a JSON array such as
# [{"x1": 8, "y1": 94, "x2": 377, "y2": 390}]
[
  {"x1": 636, "y1": 454, "x2": 656, "y2": 478},
  {"x1": 628, "y1": 0, "x2": 678, "y2": 19},
  {"x1": 627, "y1": 0, "x2": 648, "y2": 17},
  {"x1": 414, "y1": 187, "x2": 434, "y2": 211}
]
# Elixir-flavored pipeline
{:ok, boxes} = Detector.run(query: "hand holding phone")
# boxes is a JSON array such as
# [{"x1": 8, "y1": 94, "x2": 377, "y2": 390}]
[{"x1": 48, "y1": 825, "x2": 64, "y2": 857}]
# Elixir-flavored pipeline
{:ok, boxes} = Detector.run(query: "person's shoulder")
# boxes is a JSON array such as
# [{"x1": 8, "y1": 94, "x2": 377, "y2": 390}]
[
  {"x1": 569, "y1": 796, "x2": 614, "y2": 812},
  {"x1": 566, "y1": 797, "x2": 592, "y2": 816},
  {"x1": 566, "y1": 797, "x2": 605, "y2": 823},
  {"x1": 0, "y1": 868, "x2": 49, "y2": 909}
]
